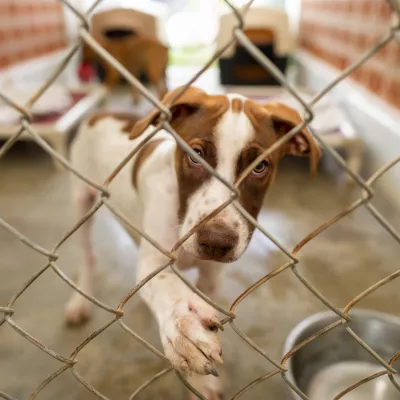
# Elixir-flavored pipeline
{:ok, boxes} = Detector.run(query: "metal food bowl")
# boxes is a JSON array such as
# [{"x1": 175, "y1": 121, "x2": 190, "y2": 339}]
[{"x1": 283, "y1": 310, "x2": 400, "y2": 399}]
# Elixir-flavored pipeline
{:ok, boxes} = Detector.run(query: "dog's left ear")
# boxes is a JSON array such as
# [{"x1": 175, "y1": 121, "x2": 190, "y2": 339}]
[
  {"x1": 129, "y1": 86, "x2": 207, "y2": 139},
  {"x1": 264, "y1": 102, "x2": 321, "y2": 178}
]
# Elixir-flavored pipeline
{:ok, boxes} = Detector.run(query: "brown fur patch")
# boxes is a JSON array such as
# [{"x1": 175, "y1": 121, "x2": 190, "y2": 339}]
[
  {"x1": 231, "y1": 98, "x2": 243, "y2": 113},
  {"x1": 235, "y1": 142, "x2": 279, "y2": 236},
  {"x1": 132, "y1": 139, "x2": 166, "y2": 188},
  {"x1": 129, "y1": 86, "x2": 229, "y2": 221},
  {"x1": 171, "y1": 98, "x2": 228, "y2": 222},
  {"x1": 262, "y1": 102, "x2": 321, "y2": 177},
  {"x1": 237, "y1": 100, "x2": 290, "y2": 236},
  {"x1": 237, "y1": 98, "x2": 320, "y2": 235},
  {"x1": 87, "y1": 112, "x2": 140, "y2": 134},
  {"x1": 244, "y1": 100, "x2": 320, "y2": 177}
]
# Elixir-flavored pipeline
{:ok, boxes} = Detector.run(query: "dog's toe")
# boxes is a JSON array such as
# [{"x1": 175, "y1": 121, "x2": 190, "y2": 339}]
[{"x1": 161, "y1": 293, "x2": 223, "y2": 376}]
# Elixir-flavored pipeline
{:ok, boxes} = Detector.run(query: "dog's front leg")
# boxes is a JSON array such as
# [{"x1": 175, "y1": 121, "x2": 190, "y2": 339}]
[
  {"x1": 185, "y1": 262, "x2": 224, "y2": 399},
  {"x1": 135, "y1": 167, "x2": 223, "y2": 387},
  {"x1": 137, "y1": 246, "x2": 224, "y2": 378},
  {"x1": 196, "y1": 262, "x2": 223, "y2": 299}
]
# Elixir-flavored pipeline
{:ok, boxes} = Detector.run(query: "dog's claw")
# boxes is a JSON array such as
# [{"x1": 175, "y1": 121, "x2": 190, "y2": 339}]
[
  {"x1": 163, "y1": 294, "x2": 222, "y2": 377},
  {"x1": 208, "y1": 367, "x2": 219, "y2": 377}
]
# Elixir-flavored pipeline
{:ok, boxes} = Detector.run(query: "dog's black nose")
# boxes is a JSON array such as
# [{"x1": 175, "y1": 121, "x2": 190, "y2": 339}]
[{"x1": 197, "y1": 224, "x2": 239, "y2": 261}]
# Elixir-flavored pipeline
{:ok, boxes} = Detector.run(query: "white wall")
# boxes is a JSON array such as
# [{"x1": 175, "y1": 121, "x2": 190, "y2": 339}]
[{"x1": 296, "y1": 50, "x2": 400, "y2": 209}]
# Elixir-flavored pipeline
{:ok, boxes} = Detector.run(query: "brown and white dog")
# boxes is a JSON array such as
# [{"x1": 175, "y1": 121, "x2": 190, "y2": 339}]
[{"x1": 65, "y1": 86, "x2": 320, "y2": 398}]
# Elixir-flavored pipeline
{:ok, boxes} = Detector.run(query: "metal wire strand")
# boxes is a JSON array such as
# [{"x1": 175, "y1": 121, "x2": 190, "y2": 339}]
[{"x1": 0, "y1": 0, "x2": 399, "y2": 399}]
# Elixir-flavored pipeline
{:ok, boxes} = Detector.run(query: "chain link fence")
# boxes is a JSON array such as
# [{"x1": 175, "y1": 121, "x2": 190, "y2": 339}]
[{"x1": 1, "y1": 0, "x2": 400, "y2": 399}]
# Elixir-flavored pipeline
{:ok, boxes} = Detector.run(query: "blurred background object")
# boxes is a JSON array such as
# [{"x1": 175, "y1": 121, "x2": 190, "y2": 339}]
[
  {"x1": 83, "y1": 5, "x2": 169, "y2": 103},
  {"x1": 217, "y1": 6, "x2": 295, "y2": 86}
]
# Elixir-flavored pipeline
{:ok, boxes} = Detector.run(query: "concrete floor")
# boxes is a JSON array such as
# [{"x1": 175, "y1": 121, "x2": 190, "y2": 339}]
[{"x1": 1, "y1": 120, "x2": 400, "y2": 399}]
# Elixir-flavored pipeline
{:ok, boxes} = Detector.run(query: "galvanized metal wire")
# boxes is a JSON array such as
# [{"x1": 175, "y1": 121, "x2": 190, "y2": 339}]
[{"x1": 1, "y1": 0, "x2": 400, "y2": 399}]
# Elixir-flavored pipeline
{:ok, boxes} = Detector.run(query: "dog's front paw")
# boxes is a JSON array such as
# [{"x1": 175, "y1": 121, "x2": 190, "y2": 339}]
[{"x1": 161, "y1": 293, "x2": 224, "y2": 376}]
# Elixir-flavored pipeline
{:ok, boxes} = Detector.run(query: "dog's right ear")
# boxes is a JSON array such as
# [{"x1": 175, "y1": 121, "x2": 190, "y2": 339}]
[{"x1": 129, "y1": 86, "x2": 207, "y2": 139}]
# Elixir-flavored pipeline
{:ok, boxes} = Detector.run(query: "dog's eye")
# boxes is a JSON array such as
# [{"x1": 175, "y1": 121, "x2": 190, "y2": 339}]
[
  {"x1": 252, "y1": 160, "x2": 268, "y2": 176},
  {"x1": 188, "y1": 147, "x2": 204, "y2": 166}
]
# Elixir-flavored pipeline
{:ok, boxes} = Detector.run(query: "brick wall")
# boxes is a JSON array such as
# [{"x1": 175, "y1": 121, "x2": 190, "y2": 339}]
[
  {"x1": 299, "y1": 0, "x2": 399, "y2": 109},
  {"x1": 0, "y1": 0, "x2": 67, "y2": 70}
]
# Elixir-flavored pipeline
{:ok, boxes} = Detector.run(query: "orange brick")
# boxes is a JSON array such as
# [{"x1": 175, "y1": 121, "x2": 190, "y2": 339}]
[
  {"x1": 394, "y1": 46, "x2": 400, "y2": 62},
  {"x1": 361, "y1": 0, "x2": 375, "y2": 16},
  {"x1": 339, "y1": 1, "x2": 351, "y2": 14},
  {"x1": 0, "y1": 56, "x2": 10, "y2": 68},
  {"x1": 356, "y1": 33, "x2": 368, "y2": 51},
  {"x1": 342, "y1": 29, "x2": 351, "y2": 42},
  {"x1": 339, "y1": 55, "x2": 350, "y2": 70},
  {"x1": 368, "y1": 69, "x2": 383, "y2": 94},
  {"x1": 386, "y1": 80, "x2": 400, "y2": 108},
  {"x1": 376, "y1": 40, "x2": 396, "y2": 62},
  {"x1": 378, "y1": 2, "x2": 393, "y2": 19},
  {"x1": 351, "y1": 68, "x2": 363, "y2": 82}
]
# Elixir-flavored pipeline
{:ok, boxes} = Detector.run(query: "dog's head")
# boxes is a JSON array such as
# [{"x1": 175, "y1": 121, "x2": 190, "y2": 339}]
[{"x1": 131, "y1": 86, "x2": 320, "y2": 263}]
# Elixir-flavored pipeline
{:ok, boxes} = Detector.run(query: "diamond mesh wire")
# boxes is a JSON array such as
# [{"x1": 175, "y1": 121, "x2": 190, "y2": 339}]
[{"x1": 1, "y1": 1, "x2": 400, "y2": 399}]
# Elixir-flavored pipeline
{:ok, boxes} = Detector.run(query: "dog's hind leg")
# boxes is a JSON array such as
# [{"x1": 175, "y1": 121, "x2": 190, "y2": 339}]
[{"x1": 65, "y1": 186, "x2": 97, "y2": 325}]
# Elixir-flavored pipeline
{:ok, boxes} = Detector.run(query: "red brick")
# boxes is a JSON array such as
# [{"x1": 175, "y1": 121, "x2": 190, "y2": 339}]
[
  {"x1": 338, "y1": 28, "x2": 348, "y2": 42},
  {"x1": 350, "y1": 0, "x2": 363, "y2": 15},
  {"x1": 14, "y1": 29, "x2": 23, "y2": 39},
  {"x1": 19, "y1": 5, "x2": 30, "y2": 13},
  {"x1": 356, "y1": 33, "x2": 368, "y2": 51},
  {"x1": 351, "y1": 68, "x2": 363, "y2": 82},
  {"x1": 375, "y1": 41, "x2": 394, "y2": 62},
  {"x1": 368, "y1": 69, "x2": 383, "y2": 93},
  {"x1": 0, "y1": 0, "x2": 66, "y2": 69},
  {"x1": 365, "y1": 34, "x2": 381, "y2": 52},
  {"x1": 361, "y1": 0, "x2": 375, "y2": 16},
  {"x1": 385, "y1": 79, "x2": 400, "y2": 106},
  {"x1": 378, "y1": 2, "x2": 393, "y2": 19},
  {"x1": 340, "y1": 1, "x2": 351, "y2": 14},
  {"x1": 342, "y1": 29, "x2": 351, "y2": 43},
  {"x1": 0, "y1": 56, "x2": 10, "y2": 68},
  {"x1": 390, "y1": 92, "x2": 400, "y2": 109},
  {"x1": 339, "y1": 55, "x2": 350, "y2": 70}
]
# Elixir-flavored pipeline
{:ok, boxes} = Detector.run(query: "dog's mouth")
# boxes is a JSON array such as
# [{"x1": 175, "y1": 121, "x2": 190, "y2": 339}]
[{"x1": 196, "y1": 245, "x2": 237, "y2": 263}]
